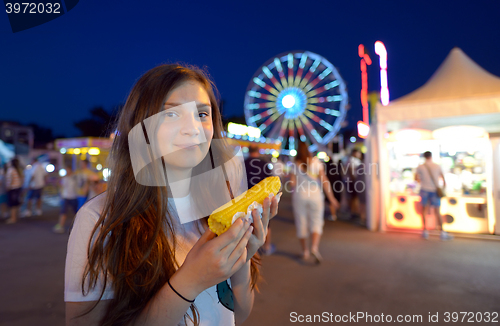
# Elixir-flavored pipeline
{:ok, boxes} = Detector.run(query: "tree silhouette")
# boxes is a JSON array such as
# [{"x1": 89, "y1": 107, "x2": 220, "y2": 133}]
[
  {"x1": 27, "y1": 123, "x2": 55, "y2": 148},
  {"x1": 74, "y1": 106, "x2": 121, "y2": 137}
]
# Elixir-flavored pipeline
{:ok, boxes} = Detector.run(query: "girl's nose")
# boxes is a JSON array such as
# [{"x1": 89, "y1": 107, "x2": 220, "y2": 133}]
[{"x1": 180, "y1": 113, "x2": 202, "y2": 136}]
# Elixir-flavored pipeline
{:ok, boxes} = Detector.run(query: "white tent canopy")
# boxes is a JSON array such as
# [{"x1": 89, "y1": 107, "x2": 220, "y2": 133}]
[{"x1": 377, "y1": 48, "x2": 500, "y2": 133}]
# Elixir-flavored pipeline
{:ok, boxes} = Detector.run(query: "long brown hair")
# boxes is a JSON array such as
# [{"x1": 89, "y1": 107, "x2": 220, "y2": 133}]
[
  {"x1": 295, "y1": 141, "x2": 312, "y2": 173},
  {"x1": 82, "y1": 64, "x2": 261, "y2": 326}
]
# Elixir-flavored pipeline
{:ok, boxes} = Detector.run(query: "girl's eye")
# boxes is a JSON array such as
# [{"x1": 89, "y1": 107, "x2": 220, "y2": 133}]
[
  {"x1": 165, "y1": 111, "x2": 178, "y2": 118},
  {"x1": 199, "y1": 112, "x2": 210, "y2": 118}
]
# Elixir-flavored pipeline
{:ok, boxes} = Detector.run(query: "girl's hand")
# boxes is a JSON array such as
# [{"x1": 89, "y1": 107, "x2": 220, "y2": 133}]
[
  {"x1": 246, "y1": 193, "x2": 280, "y2": 260},
  {"x1": 171, "y1": 218, "x2": 253, "y2": 300}
]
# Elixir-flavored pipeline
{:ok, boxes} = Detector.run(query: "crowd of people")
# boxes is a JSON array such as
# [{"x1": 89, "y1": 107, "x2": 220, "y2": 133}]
[
  {"x1": 0, "y1": 156, "x2": 101, "y2": 233},
  {"x1": 244, "y1": 144, "x2": 369, "y2": 264}
]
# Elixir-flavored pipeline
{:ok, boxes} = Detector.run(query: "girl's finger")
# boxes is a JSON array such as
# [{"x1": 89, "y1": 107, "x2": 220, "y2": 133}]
[
  {"x1": 230, "y1": 247, "x2": 248, "y2": 275},
  {"x1": 251, "y1": 209, "x2": 266, "y2": 239},
  {"x1": 228, "y1": 225, "x2": 253, "y2": 266},
  {"x1": 270, "y1": 195, "x2": 279, "y2": 218},
  {"x1": 261, "y1": 197, "x2": 271, "y2": 227},
  {"x1": 216, "y1": 218, "x2": 248, "y2": 251},
  {"x1": 192, "y1": 227, "x2": 217, "y2": 251}
]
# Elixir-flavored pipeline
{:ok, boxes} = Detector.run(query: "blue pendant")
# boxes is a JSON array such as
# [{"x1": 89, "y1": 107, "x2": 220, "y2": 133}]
[{"x1": 216, "y1": 280, "x2": 234, "y2": 311}]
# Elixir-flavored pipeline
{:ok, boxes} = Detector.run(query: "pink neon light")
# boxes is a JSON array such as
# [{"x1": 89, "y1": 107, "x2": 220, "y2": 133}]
[
  {"x1": 359, "y1": 44, "x2": 371, "y2": 124},
  {"x1": 375, "y1": 41, "x2": 389, "y2": 106}
]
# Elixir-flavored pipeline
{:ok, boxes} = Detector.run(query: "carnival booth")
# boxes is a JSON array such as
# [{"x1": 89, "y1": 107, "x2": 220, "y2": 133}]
[
  {"x1": 54, "y1": 137, "x2": 113, "y2": 180},
  {"x1": 368, "y1": 48, "x2": 500, "y2": 235},
  {"x1": 226, "y1": 122, "x2": 281, "y2": 157}
]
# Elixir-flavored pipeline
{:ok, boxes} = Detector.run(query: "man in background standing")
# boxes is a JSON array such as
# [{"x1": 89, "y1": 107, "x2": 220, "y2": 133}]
[
  {"x1": 415, "y1": 151, "x2": 453, "y2": 240},
  {"x1": 23, "y1": 157, "x2": 47, "y2": 217},
  {"x1": 75, "y1": 160, "x2": 98, "y2": 210},
  {"x1": 324, "y1": 158, "x2": 342, "y2": 221},
  {"x1": 343, "y1": 148, "x2": 361, "y2": 218}
]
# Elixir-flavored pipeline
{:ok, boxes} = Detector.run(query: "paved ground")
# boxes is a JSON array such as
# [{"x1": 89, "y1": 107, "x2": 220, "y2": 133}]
[{"x1": 0, "y1": 193, "x2": 499, "y2": 326}]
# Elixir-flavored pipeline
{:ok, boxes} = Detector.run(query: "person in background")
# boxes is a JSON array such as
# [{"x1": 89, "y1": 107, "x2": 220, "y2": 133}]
[
  {"x1": 53, "y1": 166, "x2": 78, "y2": 234},
  {"x1": 290, "y1": 141, "x2": 339, "y2": 263},
  {"x1": 87, "y1": 172, "x2": 102, "y2": 201},
  {"x1": 324, "y1": 157, "x2": 342, "y2": 221},
  {"x1": 75, "y1": 159, "x2": 98, "y2": 210},
  {"x1": 346, "y1": 148, "x2": 362, "y2": 218},
  {"x1": 271, "y1": 157, "x2": 287, "y2": 181},
  {"x1": 19, "y1": 159, "x2": 33, "y2": 216},
  {"x1": 5, "y1": 157, "x2": 23, "y2": 224},
  {"x1": 0, "y1": 165, "x2": 8, "y2": 219},
  {"x1": 355, "y1": 153, "x2": 367, "y2": 226},
  {"x1": 23, "y1": 157, "x2": 47, "y2": 217},
  {"x1": 244, "y1": 145, "x2": 276, "y2": 256},
  {"x1": 415, "y1": 151, "x2": 453, "y2": 240}
]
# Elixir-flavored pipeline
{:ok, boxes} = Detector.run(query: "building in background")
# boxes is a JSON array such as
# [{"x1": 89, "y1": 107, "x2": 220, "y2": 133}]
[{"x1": 0, "y1": 121, "x2": 34, "y2": 163}]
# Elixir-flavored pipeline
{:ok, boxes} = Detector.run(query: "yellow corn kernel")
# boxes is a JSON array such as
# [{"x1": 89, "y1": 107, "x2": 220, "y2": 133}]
[{"x1": 208, "y1": 176, "x2": 281, "y2": 235}]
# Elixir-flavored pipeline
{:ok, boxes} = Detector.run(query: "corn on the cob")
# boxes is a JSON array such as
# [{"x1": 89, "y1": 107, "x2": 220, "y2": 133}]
[{"x1": 208, "y1": 176, "x2": 281, "y2": 235}]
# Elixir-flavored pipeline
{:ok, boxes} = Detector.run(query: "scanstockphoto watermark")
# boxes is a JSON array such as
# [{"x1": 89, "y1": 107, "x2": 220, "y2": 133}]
[
  {"x1": 247, "y1": 158, "x2": 379, "y2": 194},
  {"x1": 290, "y1": 311, "x2": 499, "y2": 323},
  {"x1": 290, "y1": 311, "x2": 424, "y2": 323},
  {"x1": 4, "y1": 1, "x2": 79, "y2": 33}
]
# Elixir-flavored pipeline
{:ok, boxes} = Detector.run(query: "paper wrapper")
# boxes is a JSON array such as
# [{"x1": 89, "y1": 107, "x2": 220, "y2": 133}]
[{"x1": 231, "y1": 193, "x2": 281, "y2": 224}]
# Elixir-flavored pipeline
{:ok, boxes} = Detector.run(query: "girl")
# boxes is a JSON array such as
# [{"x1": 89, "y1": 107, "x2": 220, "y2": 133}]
[
  {"x1": 65, "y1": 64, "x2": 279, "y2": 326},
  {"x1": 289, "y1": 141, "x2": 338, "y2": 263}
]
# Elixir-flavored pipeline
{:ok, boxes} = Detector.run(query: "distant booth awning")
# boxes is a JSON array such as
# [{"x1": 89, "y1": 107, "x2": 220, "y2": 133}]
[
  {"x1": 55, "y1": 137, "x2": 113, "y2": 151},
  {"x1": 367, "y1": 48, "x2": 500, "y2": 236}
]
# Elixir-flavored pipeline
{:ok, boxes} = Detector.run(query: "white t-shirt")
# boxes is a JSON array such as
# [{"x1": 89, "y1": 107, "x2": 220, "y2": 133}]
[
  {"x1": 30, "y1": 162, "x2": 46, "y2": 189},
  {"x1": 61, "y1": 175, "x2": 78, "y2": 199},
  {"x1": 416, "y1": 161, "x2": 443, "y2": 192},
  {"x1": 294, "y1": 157, "x2": 324, "y2": 199},
  {"x1": 65, "y1": 193, "x2": 235, "y2": 326}
]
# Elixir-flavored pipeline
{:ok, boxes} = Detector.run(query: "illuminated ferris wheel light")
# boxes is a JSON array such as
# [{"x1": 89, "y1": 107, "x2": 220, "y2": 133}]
[
  {"x1": 282, "y1": 94, "x2": 296, "y2": 108},
  {"x1": 244, "y1": 51, "x2": 348, "y2": 154}
]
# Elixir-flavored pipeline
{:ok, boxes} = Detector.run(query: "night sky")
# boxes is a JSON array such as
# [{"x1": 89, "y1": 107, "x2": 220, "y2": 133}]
[{"x1": 1, "y1": 0, "x2": 499, "y2": 138}]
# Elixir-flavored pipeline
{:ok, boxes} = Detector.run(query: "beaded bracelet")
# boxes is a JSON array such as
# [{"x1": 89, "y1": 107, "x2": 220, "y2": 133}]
[{"x1": 167, "y1": 279, "x2": 195, "y2": 303}]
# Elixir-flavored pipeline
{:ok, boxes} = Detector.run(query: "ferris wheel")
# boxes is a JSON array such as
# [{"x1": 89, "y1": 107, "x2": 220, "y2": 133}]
[{"x1": 244, "y1": 50, "x2": 348, "y2": 155}]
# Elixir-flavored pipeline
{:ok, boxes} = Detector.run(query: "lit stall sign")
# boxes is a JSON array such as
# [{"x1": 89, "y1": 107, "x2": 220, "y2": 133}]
[
  {"x1": 375, "y1": 41, "x2": 389, "y2": 106},
  {"x1": 357, "y1": 121, "x2": 370, "y2": 138},
  {"x1": 358, "y1": 44, "x2": 372, "y2": 124},
  {"x1": 227, "y1": 122, "x2": 262, "y2": 139}
]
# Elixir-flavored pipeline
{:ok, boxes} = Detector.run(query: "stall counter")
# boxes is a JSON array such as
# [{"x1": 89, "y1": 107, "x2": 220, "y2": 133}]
[{"x1": 387, "y1": 193, "x2": 489, "y2": 234}]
